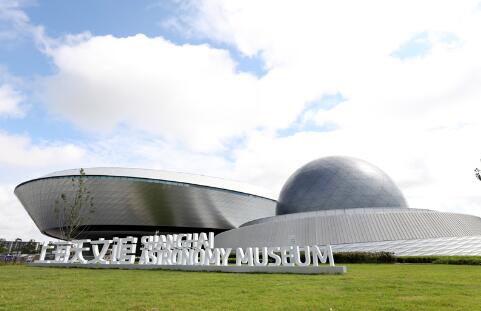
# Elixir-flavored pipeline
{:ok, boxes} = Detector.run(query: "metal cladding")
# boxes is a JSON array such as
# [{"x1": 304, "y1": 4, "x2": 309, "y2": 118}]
[
  {"x1": 14, "y1": 168, "x2": 276, "y2": 240},
  {"x1": 277, "y1": 156, "x2": 408, "y2": 215},
  {"x1": 215, "y1": 156, "x2": 481, "y2": 256},
  {"x1": 330, "y1": 236, "x2": 481, "y2": 256},
  {"x1": 14, "y1": 157, "x2": 481, "y2": 256},
  {"x1": 215, "y1": 208, "x2": 481, "y2": 255}
]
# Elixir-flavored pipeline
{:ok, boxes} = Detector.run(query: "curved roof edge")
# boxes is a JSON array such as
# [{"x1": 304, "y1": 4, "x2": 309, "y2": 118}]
[
  {"x1": 240, "y1": 207, "x2": 475, "y2": 227},
  {"x1": 19, "y1": 167, "x2": 277, "y2": 201}
]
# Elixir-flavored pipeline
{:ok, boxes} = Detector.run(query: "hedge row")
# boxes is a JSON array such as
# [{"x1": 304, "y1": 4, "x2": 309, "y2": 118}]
[
  {"x1": 395, "y1": 256, "x2": 439, "y2": 264},
  {"x1": 396, "y1": 256, "x2": 481, "y2": 265},
  {"x1": 227, "y1": 252, "x2": 481, "y2": 265},
  {"x1": 333, "y1": 251, "x2": 396, "y2": 263},
  {"x1": 226, "y1": 251, "x2": 397, "y2": 264},
  {"x1": 332, "y1": 253, "x2": 481, "y2": 265}
]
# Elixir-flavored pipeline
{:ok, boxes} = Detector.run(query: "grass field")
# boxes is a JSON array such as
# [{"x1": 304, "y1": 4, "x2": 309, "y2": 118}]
[{"x1": 1, "y1": 264, "x2": 481, "y2": 310}]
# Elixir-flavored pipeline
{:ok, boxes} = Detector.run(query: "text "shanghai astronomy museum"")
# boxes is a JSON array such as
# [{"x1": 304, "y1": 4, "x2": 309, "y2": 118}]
[{"x1": 14, "y1": 156, "x2": 481, "y2": 256}]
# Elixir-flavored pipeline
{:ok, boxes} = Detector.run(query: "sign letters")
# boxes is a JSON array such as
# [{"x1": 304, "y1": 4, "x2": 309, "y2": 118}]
[{"x1": 36, "y1": 232, "x2": 336, "y2": 268}]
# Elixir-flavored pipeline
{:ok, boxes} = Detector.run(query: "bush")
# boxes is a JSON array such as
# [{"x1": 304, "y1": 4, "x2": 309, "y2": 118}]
[
  {"x1": 332, "y1": 251, "x2": 396, "y2": 264},
  {"x1": 396, "y1": 256, "x2": 481, "y2": 265},
  {"x1": 396, "y1": 256, "x2": 438, "y2": 264},
  {"x1": 226, "y1": 251, "x2": 397, "y2": 264},
  {"x1": 227, "y1": 252, "x2": 481, "y2": 265},
  {"x1": 433, "y1": 257, "x2": 481, "y2": 265}
]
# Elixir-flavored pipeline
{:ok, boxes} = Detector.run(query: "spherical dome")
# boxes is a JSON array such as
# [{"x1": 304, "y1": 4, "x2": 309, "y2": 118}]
[{"x1": 276, "y1": 156, "x2": 408, "y2": 215}]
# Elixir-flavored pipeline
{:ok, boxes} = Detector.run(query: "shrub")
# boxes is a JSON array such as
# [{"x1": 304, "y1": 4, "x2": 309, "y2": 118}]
[
  {"x1": 396, "y1": 256, "x2": 481, "y2": 265},
  {"x1": 227, "y1": 252, "x2": 481, "y2": 265},
  {"x1": 332, "y1": 251, "x2": 396, "y2": 264},
  {"x1": 433, "y1": 257, "x2": 481, "y2": 265},
  {"x1": 226, "y1": 251, "x2": 397, "y2": 264},
  {"x1": 396, "y1": 256, "x2": 438, "y2": 264}
]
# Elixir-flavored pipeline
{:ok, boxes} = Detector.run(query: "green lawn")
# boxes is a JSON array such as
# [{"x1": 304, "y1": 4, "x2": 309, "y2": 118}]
[{"x1": 1, "y1": 264, "x2": 481, "y2": 310}]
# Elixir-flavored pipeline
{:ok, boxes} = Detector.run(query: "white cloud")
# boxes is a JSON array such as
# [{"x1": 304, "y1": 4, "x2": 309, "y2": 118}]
[
  {"x1": 40, "y1": 28, "x2": 336, "y2": 153},
  {"x1": 3, "y1": 0, "x2": 481, "y2": 240},
  {"x1": 0, "y1": 84, "x2": 23, "y2": 117},
  {"x1": 35, "y1": 0, "x2": 481, "y2": 215},
  {"x1": 230, "y1": 126, "x2": 481, "y2": 216},
  {"x1": 0, "y1": 131, "x2": 85, "y2": 170},
  {"x1": 0, "y1": 66, "x2": 26, "y2": 117},
  {"x1": 41, "y1": 34, "x2": 266, "y2": 152},
  {"x1": 0, "y1": 130, "x2": 240, "y2": 241},
  {"x1": 169, "y1": 0, "x2": 481, "y2": 216},
  {"x1": 0, "y1": 183, "x2": 49, "y2": 241},
  {"x1": 0, "y1": 0, "x2": 30, "y2": 41},
  {"x1": 0, "y1": 130, "x2": 87, "y2": 241},
  {"x1": 0, "y1": 0, "x2": 55, "y2": 53}
]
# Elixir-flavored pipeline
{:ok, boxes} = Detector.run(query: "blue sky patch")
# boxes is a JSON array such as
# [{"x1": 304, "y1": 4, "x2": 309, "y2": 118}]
[
  {"x1": 391, "y1": 32, "x2": 432, "y2": 60},
  {"x1": 277, "y1": 93, "x2": 345, "y2": 137},
  {"x1": 0, "y1": 101, "x2": 88, "y2": 144},
  {"x1": 391, "y1": 31, "x2": 460, "y2": 60}
]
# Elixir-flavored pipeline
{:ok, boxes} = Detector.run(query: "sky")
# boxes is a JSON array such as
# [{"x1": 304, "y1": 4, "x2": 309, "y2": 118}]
[{"x1": 1, "y1": 0, "x2": 481, "y2": 242}]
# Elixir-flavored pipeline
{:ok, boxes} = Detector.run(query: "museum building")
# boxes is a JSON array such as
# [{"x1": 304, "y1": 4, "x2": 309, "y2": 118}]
[{"x1": 15, "y1": 156, "x2": 481, "y2": 256}]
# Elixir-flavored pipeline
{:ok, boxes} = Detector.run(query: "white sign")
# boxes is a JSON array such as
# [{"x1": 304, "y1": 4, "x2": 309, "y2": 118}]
[{"x1": 36, "y1": 232, "x2": 335, "y2": 267}]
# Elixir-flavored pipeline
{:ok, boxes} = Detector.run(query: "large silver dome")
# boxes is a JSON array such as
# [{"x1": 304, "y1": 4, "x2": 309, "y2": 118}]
[{"x1": 276, "y1": 156, "x2": 408, "y2": 215}]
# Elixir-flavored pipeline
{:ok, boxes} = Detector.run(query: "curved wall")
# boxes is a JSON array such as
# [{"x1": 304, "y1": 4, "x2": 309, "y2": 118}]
[
  {"x1": 15, "y1": 172, "x2": 276, "y2": 239},
  {"x1": 330, "y1": 235, "x2": 481, "y2": 256},
  {"x1": 215, "y1": 208, "x2": 481, "y2": 255}
]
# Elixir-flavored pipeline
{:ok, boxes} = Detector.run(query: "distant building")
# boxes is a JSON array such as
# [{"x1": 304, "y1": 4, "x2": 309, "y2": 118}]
[{"x1": 15, "y1": 156, "x2": 481, "y2": 256}]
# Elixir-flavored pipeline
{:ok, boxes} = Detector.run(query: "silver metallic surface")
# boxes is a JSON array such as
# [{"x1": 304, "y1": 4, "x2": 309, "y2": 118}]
[
  {"x1": 43, "y1": 167, "x2": 277, "y2": 200},
  {"x1": 15, "y1": 168, "x2": 276, "y2": 239},
  {"x1": 277, "y1": 156, "x2": 408, "y2": 215},
  {"x1": 215, "y1": 208, "x2": 481, "y2": 255},
  {"x1": 331, "y1": 235, "x2": 481, "y2": 256}
]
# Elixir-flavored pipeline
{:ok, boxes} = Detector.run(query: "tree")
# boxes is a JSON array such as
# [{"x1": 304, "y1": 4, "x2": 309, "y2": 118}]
[
  {"x1": 0, "y1": 238, "x2": 6, "y2": 254},
  {"x1": 54, "y1": 168, "x2": 95, "y2": 241},
  {"x1": 476, "y1": 160, "x2": 481, "y2": 181},
  {"x1": 20, "y1": 239, "x2": 38, "y2": 254}
]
